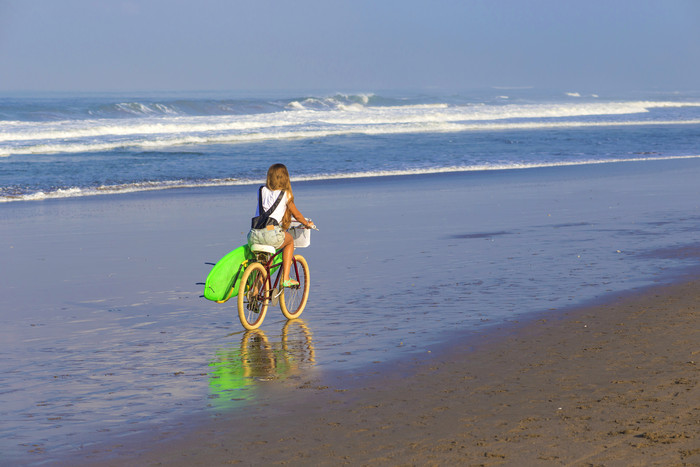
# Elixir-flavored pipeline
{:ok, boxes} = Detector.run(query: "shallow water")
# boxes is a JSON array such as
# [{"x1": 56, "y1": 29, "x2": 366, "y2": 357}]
[{"x1": 2, "y1": 159, "x2": 700, "y2": 462}]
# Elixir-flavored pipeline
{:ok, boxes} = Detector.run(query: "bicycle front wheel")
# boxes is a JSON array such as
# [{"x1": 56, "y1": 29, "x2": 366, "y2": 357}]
[
  {"x1": 280, "y1": 255, "x2": 310, "y2": 320},
  {"x1": 237, "y1": 262, "x2": 270, "y2": 330}
]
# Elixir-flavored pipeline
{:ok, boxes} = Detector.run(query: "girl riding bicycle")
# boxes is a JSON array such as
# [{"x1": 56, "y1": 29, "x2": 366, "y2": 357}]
[{"x1": 247, "y1": 164, "x2": 315, "y2": 288}]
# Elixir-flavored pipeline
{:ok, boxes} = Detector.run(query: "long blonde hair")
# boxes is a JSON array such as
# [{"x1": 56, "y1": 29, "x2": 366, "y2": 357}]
[{"x1": 266, "y1": 163, "x2": 294, "y2": 229}]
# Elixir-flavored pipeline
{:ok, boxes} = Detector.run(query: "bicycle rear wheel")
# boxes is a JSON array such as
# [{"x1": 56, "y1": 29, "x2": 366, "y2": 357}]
[
  {"x1": 280, "y1": 255, "x2": 310, "y2": 320},
  {"x1": 237, "y1": 262, "x2": 270, "y2": 330}
]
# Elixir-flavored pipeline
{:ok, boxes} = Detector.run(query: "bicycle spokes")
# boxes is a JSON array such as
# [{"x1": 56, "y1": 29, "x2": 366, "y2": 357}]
[
  {"x1": 238, "y1": 264, "x2": 270, "y2": 330},
  {"x1": 238, "y1": 254, "x2": 309, "y2": 330},
  {"x1": 280, "y1": 255, "x2": 309, "y2": 320}
]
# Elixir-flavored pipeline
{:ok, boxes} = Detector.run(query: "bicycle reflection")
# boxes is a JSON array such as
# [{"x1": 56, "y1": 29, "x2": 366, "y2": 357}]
[{"x1": 208, "y1": 319, "x2": 316, "y2": 410}]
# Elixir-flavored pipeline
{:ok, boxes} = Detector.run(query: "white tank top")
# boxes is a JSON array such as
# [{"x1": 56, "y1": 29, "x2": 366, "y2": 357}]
[{"x1": 256, "y1": 187, "x2": 288, "y2": 225}]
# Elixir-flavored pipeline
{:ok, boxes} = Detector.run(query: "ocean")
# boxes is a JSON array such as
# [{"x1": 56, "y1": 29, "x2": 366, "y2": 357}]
[{"x1": 2, "y1": 89, "x2": 700, "y2": 202}]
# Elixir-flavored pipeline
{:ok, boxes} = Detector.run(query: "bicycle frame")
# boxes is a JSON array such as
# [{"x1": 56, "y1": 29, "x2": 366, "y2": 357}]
[
  {"x1": 253, "y1": 248, "x2": 301, "y2": 300},
  {"x1": 238, "y1": 235, "x2": 312, "y2": 329}
]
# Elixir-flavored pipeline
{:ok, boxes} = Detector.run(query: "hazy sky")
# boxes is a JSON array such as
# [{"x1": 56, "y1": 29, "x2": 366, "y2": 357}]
[{"x1": 1, "y1": 0, "x2": 698, "y2": 93}]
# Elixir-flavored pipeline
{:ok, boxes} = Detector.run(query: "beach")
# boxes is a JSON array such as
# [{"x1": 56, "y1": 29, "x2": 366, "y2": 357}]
[
  {"x1": 2, "y1": 158, "x2": 699, "y2": 465},
  {"x1": 107, "y1": 278, "x2": 700, "y2": 466},
  {"x1": 3, "y1": 0, "x2": 700, "y2": 462}
]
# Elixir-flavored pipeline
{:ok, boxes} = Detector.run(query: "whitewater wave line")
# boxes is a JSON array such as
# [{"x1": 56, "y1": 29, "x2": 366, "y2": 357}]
[
  {"x1": 1, "y1": 99, "x2": 699, "y2": 145},
  {"x1": 1, "y1": 118, "x2": 699, "y2": 157},
  {"x1": 3, "y1": 154, "x2": 700, "y2": 203}
]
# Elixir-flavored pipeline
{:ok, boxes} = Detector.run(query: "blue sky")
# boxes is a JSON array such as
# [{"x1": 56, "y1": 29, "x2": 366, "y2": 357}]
[{"x1": 1, "y1": 0, "x2": 698, "y2": 93}]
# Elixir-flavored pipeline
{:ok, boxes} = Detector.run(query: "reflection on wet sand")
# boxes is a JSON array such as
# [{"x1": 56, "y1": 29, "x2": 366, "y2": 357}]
[{"x1": 208, "y1": 320, "x2": 316, "y2": 410}]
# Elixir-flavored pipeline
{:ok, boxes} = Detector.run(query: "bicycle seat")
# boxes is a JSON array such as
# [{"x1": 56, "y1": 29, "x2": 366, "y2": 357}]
[{"x1": 250, "y1": 244, "x2": 276, "y2": 254}]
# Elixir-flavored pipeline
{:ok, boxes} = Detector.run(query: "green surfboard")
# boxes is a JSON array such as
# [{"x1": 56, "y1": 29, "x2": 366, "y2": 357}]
[
  {"x1": 204, "y1": 244, "x2": 252, "y2": 302},
  {"x1": 204, "y1": 244, "x2": 282, "y2": 302}
]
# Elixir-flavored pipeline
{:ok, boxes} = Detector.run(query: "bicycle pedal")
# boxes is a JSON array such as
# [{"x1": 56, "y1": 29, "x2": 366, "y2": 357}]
[{"x1": 247, "y1": 301, "x2": 260, "y2": 313}]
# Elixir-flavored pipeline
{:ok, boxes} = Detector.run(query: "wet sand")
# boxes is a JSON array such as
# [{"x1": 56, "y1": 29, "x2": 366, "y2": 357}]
[
  {"x1": 92, "y1": 277, "x2": 699, "y2": 466},
  {"x1": 3, "y1": 159, "x2": 700, "y2": 465}
]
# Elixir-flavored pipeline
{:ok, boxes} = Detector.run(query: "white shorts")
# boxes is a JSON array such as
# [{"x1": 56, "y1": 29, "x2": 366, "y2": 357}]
[{"x1": 247, "y1": 226, "x2": 285, "y2": 249}]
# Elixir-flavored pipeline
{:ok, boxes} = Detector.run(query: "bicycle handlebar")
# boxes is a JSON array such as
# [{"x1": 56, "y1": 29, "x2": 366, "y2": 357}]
[
  {"x1": 290, "y1": 222, "x2": 319, "y2": 231},
  {"x1": 291, "y1": 218, "x2": 318, "y2": 231}
]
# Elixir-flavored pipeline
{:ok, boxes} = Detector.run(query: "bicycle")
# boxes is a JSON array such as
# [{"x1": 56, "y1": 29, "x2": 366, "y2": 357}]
[{"x1": 237, "y1": 224, "x2": 315, "y2": 330}]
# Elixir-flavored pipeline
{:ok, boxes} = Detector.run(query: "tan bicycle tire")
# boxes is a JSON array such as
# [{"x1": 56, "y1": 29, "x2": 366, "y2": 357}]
[
  {"x1": 280, "y1": 254, "x2": 310, "y2": 320},
  {"x1": 237, "y1": 262, "x2": 270, "y2": 330}
]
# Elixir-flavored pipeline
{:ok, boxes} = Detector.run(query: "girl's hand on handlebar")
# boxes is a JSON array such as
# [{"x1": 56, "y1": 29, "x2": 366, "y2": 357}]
[{"x1": 306, "y1": 221, "x2": 318, "y2": 230}]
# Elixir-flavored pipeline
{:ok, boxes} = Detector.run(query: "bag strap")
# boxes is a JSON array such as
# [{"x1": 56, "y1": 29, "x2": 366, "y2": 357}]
[
  {"x1": 257, "y1": 186, "x2": 265, "y2": 216},
  {"x1": 258, "y1": 186, "x2": 285, "y2": 217}
]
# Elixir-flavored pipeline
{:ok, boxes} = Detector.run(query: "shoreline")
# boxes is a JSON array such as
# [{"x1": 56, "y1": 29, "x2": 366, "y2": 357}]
[
  {"x1": 86, "y1": 277, "x2": 700, "y2": 466},
  {"x1": 3, "y1": 154, "x2": 700, "y2": 204},
  {"x1": 3, "y1": 159, "x2": 700, "y2": 464}
]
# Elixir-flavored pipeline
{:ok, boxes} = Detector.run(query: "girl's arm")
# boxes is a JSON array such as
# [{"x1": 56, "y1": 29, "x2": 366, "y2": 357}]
[{"x1": 287, "y1": 200, "x2": 314, "y2": 228}]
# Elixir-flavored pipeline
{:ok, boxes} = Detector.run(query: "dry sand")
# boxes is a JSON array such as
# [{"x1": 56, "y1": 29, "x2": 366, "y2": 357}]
[{"x1": 97, "y1": 278, "x2": 699, "y2": 466}]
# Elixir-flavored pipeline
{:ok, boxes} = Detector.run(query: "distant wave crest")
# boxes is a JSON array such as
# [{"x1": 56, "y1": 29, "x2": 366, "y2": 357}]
[{"x1": 2, "y1": 98, "x2": 699, "y2": 157}]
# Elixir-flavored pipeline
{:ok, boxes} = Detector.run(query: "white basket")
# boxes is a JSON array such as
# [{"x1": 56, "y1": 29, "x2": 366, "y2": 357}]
[{"x1": 289, "y1": 220, "x2": 312, "y2": 248}]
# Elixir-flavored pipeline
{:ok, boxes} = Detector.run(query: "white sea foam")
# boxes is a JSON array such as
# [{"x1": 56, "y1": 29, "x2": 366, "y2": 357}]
[
  {"x1": 2, "y1": 100, "x2": 696, "y2": 143},
  {"x1": 1, "y1": 99, "x2": 698, "y2": 156},
  {"x1": 114, "y1": 102, "x2": 181, "y2": 116},
  {"x1": 291, "y1": 154, "x2": 700, "y2": 181},
  {"x1": 3, "y1": 154, "x2": 699, "y2": 203},
  {"x1": 1, "y1": 118, "x2": 699, "y2": 157}
]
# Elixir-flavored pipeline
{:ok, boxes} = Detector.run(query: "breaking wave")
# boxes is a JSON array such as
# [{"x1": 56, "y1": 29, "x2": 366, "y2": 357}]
[{"x1": 1, "y1": 99, "x2": 699, "y2": 157}]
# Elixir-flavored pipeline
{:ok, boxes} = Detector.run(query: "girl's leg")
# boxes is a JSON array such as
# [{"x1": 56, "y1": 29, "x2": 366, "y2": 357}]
[{"x1": 280, "y1": 231, "x2": 296, "y2": 283}]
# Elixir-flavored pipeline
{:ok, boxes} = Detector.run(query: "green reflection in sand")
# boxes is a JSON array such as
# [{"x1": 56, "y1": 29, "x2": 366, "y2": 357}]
[{"x1": 208, "y1": 319, "x2": 316, "y2": 410}]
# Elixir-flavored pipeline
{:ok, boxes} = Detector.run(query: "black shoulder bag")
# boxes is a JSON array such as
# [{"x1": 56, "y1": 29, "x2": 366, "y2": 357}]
[{"x1": 251, "y1": 186, "x2": 285, "y2": 229}]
